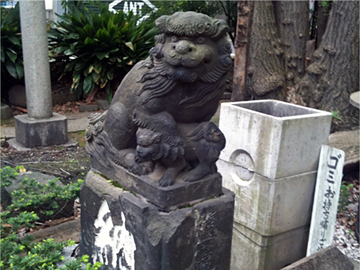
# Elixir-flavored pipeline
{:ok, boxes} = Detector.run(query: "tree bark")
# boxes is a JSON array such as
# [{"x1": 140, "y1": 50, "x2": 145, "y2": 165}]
[
  {"x1": 274, "y1": 1, "x2": 309, "y2": 86},
  {"x1": 316, "y1": 1, "x2": 332, "y2": 49},
  {"x1": 298, "y1": 0, "x2": 359, "y2": 132},
  {"x1": 232, "y1": 1, "x2": 251, "y2": 101},
  {"x1": 243, "y1": 1, "x2": 286, "y2": 100}
]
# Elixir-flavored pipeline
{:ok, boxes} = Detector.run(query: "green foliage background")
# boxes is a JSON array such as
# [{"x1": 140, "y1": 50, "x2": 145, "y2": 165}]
[
  {"x1": 1, "y1": 1, "x2": 237, "y2": 102},
  {"x1": 1, "y1": 3, "x2": 23, "y2": 81},
  {"x1": 49, "y1": 1, "x2": 157, "y2": 102}
]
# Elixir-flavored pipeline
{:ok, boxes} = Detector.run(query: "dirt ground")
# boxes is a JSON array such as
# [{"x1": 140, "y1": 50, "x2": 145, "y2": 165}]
[{"x1": 0, "y1": 143, "x2": 90, "y2": 185}]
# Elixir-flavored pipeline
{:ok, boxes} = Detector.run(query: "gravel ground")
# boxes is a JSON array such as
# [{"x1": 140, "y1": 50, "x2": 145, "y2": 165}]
[{"x1": 332, "y1": 220, "x2": 360, "y2": 263}]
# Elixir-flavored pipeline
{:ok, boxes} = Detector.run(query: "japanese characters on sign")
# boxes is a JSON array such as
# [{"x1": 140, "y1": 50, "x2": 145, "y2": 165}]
[{"x1": 307, "y1": 145, "x2": 344, "y2": 256}]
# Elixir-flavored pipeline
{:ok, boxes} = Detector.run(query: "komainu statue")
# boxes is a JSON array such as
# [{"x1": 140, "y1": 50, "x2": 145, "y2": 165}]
[{"x1": 85, "y1": 12, "x2": 232, "y2": 189}]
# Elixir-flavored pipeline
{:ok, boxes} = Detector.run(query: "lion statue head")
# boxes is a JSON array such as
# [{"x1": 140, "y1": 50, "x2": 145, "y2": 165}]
[{"x1": 138, "y1": 12, "x2": 233, "y2": 106}]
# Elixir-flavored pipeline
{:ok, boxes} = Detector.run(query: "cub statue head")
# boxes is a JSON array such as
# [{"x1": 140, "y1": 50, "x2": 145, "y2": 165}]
[{"x1": 135, "y1": 128, "x2": 184, "y2": 164}]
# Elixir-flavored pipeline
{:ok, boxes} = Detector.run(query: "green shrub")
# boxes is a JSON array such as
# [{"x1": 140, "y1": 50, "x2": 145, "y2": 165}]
[
  {"x1": 48, "y1": 1, "x2": 157, "y2": 102},
  {"x1": 338, "y1": 182, "x2": 354, "y2": 212},
  {"x1": 0, "y1": 166, "x2": 21, "y2": 188},
  {"x1": 0, "y1": 166, "x2": 102, "y2": 270},
  {"x1": 1, "y1": 3, "x2": 24, "y2": 80},
  {"x1": 8, "y1": 177, "x2": 83, "y2": 221}
]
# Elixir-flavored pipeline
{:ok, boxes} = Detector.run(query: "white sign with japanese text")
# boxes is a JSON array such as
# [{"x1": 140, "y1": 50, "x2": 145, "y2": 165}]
[{"x1": 307, "y1": 145, "x2": 345, "y2": 256}]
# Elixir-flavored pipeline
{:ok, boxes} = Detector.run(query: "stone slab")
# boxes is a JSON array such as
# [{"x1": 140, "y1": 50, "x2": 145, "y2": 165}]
[
  {"x1": 7, "y1": 138, "x2": 78, "y2": 151},
  {"x1": 218, "y1": 158, "x2": 317, "y2": 236},
  {"x1": 1, "y1": 102, "x2": 12, "y2": 120},
  {"x1": 27, "y1": 219, "x2": 80, "y2": 243},
  {"x1": 79, "y1": 104, "x2": 99, "y2": 112},
  {"x1": 8, "y1": 85, "x2": 26, "y2": 107},
  {"x1": 0, "y1": 126, "x2": 15, "y2": 138},
  {"x1": 219, "y1": 100, "x2": 332, "y2": 179},
  {"x1": 56, "y1": 245, "x2": 79, "y2": 269},
  {"x1": 52, "y1": 92, "x2": 77, "y2": 105},
  {"x1": 230, "y1": 222, "x2": 309, "y2": 270},
  {"x1": 79, "y1": 170, "x2": 234, "y2": 270},
  {"x1": 65, "y1": 111, "x2": 93, "y2": 133},
  {"x1": 328, "y1": 129, "x2": 359, "y2": 171},
  {"x1": 15, "y1": 113, "x2": 68, "y2": 148},
  {"x1": 281, "y1": 246, "x2": 354, "y2": 270},
  {"x1": 1, "y1": 170, "x2": 74, "y2": 221},
  {"x1": 91, "y1": 157, "x2": 223, "y2": 211},
  {"x1": 95, "y1": 99, "x2": 110, "y2": 110},
  {"x1": 307, "y1": 146, "x2": 344, "y2": 256},
  {"x1": 0, "y1": 171, "x2": 59, "y2": 208}
]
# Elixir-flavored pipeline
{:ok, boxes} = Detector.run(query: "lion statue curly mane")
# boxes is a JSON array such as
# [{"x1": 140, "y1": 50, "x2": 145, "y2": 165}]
[{"x1": 85, "y1": 12, "x2": 232, "y2": 187}]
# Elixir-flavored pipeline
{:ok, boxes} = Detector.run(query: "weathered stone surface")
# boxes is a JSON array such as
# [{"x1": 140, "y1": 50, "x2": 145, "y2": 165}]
[
  {"x1": 95, "y1": 99, "x2": 110, "y2": 110},
  {"x1": 307, "y1": 146, "x2": 344, "y2": 256},
  {"x1": 91, "y1": 155, "x2": 223, "y2": 210},
  {"x1": 1, "y1": 102, "x2": 12, "y2": 120},
  {"x1": 231, "y1": 222, "x2": 309, "y2": 270},
  {"x1": 15, "y1": 113, "x2": 68, "y2": 148},
  {"x1": 219, "y1": 158, "x2": 317, "y2": 236},
  {"x1": 7, "y1": 138, "x2": 78, "y2": 151},
  {"x1": 281, "y1": 246, "x2": 354, "y2": 270},
  {"x1": 66, "y1": 111, "x2": 93, "y2": 132},
  {"x1": 56, "y1": 244, "x2": 79, "y2": 269},
  {"x1": 52, "y1": 92, "x2": 77, "y2": 105},
  {"x1": 27, "y1": 219, "x2": 80, "y2": 243},
  {"x1": 328, "y1": 129, "x2": 359, "y2": 171},
  {"x1": 79, "y1": 170, "x2": 234, "y2": 270},
  {"x1": 219, "y1": 100, "x2": 332, "y2": 179},
  {"x1": 8, "y1": 85, "x2": 26, "y2": 107},
  {"x1": 79, "y1": 104, "x2": 99, "y2": 112}
]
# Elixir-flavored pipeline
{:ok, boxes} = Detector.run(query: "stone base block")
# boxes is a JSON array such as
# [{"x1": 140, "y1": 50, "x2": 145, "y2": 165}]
[
  {"x1": 218, "y1": 158, "x2": 316, "y2": 236},
  {"x1": 79, "y1": 170, "x2": 234, "y2": 270},
  {"x1": 91, "y1": 157, "x2": 223, "y2": 211},
  {"x1": 231, "y1": 222, "x2": 309, "y2": 270},
  {"x1": 15, "y1": 113, "x2": 68, "y2": 148}
]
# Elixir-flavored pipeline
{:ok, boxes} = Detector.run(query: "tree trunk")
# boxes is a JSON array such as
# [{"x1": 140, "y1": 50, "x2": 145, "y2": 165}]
[
  {"x1": 242, "y1": 1, "x2": 286, "y2": 100},
  {"x1": 274, "y1": 1, "x2": 309, "y2": 86},
  {"x1": 316, "y1": 1, "x2": 332, "y2": 49},
  {"x1": 298, "y1": 0, "x2": 359, "y2": 132},
  {"x1": 232, "y1": 1, "x2": 251, "y2": 101}
]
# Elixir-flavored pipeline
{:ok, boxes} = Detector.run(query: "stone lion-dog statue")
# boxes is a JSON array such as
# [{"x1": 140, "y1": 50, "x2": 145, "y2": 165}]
[{"x1": 85, "y1": 11, "x2": 232, "y2": 187}]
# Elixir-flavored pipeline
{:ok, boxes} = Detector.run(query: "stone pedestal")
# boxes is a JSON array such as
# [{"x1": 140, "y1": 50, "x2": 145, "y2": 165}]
[
  {"x1": 79, "y1": 171, "x2": 234, "y2": 270},
  {"x1": 15, "y1": 113, "x2": 68, "y2": 148},
  {"x1": 90, "y1": 156, "x2": 223, "y2": 211},
  {"x1": 217, "y1": 100, "x2": 332, "y2": 270}
]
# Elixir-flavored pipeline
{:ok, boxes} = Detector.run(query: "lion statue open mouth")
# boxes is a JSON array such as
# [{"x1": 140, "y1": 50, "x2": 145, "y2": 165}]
[{"x1": 85, "y1": 11, "x2": 232, "y2": 187}]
